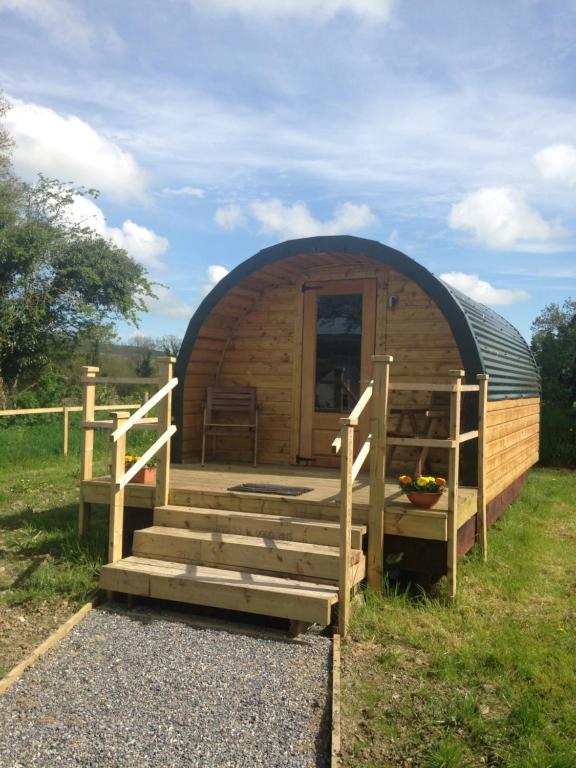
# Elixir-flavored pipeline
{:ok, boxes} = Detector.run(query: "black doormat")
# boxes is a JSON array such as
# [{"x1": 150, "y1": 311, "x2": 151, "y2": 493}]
[{"x1": 227, "y1": 483, "x2": 313, "y2": 496}]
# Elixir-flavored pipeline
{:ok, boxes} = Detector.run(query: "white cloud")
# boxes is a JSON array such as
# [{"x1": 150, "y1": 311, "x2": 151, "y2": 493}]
[
  {"x1": 448, "y1": 187, "x2": 564, "y2": 249},
  {"x1": 189, "y1": 0, "x2": 393, "y2": 22},
  {"x1": 160, "y1": 186, "x2": 205, "y2": 198},
  {"x1": 6, "y1": 98, "x2": 147, "y2": 202},
  {"x1": 215, "y1": 198, "x2": 377, "y2": 239},
  {"x1": 0, "y1": 0, "x2": 121, "y2": 54},
  {"x1": 145, "y1": 285, "x2": 193, "y2": 319},
  {"x1": 534, "y1": 144, "x2": 576, "y2": 187},
  {"x1": 440, "y1": 272, "x2": 529, "y2": 306},
  {"x1": 203, "y1": 264, "x2": 230, "y2": 294},
  {"x1": 214, "y1": 204, "x2": 246, "y2": 230},
  {"x1": 66, "y1": 196, "x2": 169, "y2": 271}
]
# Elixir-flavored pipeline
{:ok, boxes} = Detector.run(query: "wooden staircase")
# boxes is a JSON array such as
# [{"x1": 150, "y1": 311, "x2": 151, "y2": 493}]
[{"x1": 100, "y1": 503, "x2": 367, "y2": 627}]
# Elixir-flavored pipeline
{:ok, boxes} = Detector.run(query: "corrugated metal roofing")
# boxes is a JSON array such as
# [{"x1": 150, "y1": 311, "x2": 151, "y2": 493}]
[{"x1": 442, "y1": 281, "x2": 540, "y2": 400}]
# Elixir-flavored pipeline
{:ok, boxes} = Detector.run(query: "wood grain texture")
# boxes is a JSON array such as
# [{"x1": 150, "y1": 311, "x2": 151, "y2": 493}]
[
  {"x1": 485, "y1": 398, "x2": 540, "y2": 502},
  {"x1": 180, "y1": 253, "x2": 463, "y2": 473}
]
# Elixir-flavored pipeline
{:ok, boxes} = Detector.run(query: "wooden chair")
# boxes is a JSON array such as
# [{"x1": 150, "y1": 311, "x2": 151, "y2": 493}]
[{"x1": 201, "y1": 387, "x2": 259, "y2": 467}]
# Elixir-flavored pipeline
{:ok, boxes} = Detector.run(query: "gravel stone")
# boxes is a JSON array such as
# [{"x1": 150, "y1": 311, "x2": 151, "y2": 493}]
[{"x1": 0, "y1": 608, "x2": 331, "y2": 767}]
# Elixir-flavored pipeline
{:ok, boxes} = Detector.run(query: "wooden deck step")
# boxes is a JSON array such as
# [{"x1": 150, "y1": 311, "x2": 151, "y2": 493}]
[
  {"x1": 133, "y1": 526, "x2": 365, "y2": 583},
  {"x1": 100, "y1": 556, "x2": 338, "y2": 625},
  {"x1": 154, "y1": 504, "x2": 367, "y2": 549}
]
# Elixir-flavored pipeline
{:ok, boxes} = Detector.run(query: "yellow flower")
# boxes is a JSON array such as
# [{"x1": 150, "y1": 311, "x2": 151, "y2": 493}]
[{"x1": 416, "y1": 477, "x2": 428, "y2": 487}]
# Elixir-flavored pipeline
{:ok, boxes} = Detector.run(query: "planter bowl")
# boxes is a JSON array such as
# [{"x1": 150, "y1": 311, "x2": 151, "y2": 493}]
[
  {"x1": 129, "y1": 466, "x2": 157, "y2": 484},
  {"x1": 406, "y1": 491, "x2": 443, "y2": 509}
]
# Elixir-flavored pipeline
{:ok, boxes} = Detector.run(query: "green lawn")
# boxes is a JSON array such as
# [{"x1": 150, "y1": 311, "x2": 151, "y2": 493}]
[
  {"x1": 342, "y1": 469, "x2": 576, "y2": 768},
  {"x1": 0, "y1": 414, "x2": 153, "y2": 676}
]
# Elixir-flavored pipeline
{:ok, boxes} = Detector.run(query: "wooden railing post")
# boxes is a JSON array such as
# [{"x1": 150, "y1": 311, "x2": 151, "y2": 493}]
[
  {"x1": 109, "y1": 411, "x2": 129, "y2": 565},
  {"x1": 63, "y1": 405, "x2": 70, "y2": 456},
  {"x1": 155, "y1": 356, "x2": 176, "y2": 508},
  {"x1": 368, "y1": 354, "x2": 393, "y2": 590},
  {"x1": 477, "y1": 374, "x2": 489, "y2": 561},
  {"x1": 78, "y1": 366, "x2": 99, "y2": 536},
  {"x1": 339, "y1": 417, "x2": 356, "y2": 637},
  {"x1": 447, "y1": 369, "x2": 464, "y2": 599}
]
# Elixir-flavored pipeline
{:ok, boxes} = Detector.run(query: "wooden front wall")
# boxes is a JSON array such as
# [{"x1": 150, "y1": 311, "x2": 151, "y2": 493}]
[
  {"x1": 181, "y1": 252, "x2": 464, "y2": 469},
  {"x1": 485, "y1": 397, "x2": 540, "y2": 503}
]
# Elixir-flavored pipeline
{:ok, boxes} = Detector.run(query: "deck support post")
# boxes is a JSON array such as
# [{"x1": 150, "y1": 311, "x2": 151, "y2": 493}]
[
  {"x1": 338, "y1": 417, "x2": 356, "y2": 638},
  {"x1": 78, "y1": 366, "x2": 99, "y2": 536},
  {"x1": 447, "y1": 369, "x2": 464, "y2": 599},
  {"x1": 109, "y1": 411, "x2": 129, "y2": 566},
  {"x1": 368, "y1": 355, "x2": 393, "y2": 590},
  {"x1": 155, "y1": 356, "x2": 176, "y2": 508},
  {"x1": 476, "y1": 374, "x2": 489, "y2": 561}
]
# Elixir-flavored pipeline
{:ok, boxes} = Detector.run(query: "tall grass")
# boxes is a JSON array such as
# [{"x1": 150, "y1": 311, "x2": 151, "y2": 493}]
[{"x1": 0, "y1": 417, "x2": 155, "y2": 608}]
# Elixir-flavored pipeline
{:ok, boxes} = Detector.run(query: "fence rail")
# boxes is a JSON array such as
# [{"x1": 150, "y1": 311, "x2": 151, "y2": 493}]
[{"x1": 0, "y1": 403, "x2": 143, "y2": 456}]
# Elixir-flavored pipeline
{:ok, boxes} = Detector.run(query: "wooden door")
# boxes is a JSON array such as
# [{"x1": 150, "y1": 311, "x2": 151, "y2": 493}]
[{"x1": 299, "y1": 279, "x2": 377, "y2": 467}]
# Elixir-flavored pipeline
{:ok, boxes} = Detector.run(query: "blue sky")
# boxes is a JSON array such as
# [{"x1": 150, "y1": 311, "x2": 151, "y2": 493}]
[{"x1": 1, "y1": 0, "x2": 575, "y2": 342}]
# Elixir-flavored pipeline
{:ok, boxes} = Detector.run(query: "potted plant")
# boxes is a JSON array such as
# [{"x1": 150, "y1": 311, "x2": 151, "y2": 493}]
[
  {"x1": 125, "y1": 454, "x2": 157, "y2": 484},
  {"x1": 398, "y1": 474, "x2": 446, "y2": 509}
]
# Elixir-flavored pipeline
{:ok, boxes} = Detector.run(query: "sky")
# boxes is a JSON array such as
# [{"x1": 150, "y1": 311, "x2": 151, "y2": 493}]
[{"x1": 1, "y1": 0, "x2": 575, "y2": 342}]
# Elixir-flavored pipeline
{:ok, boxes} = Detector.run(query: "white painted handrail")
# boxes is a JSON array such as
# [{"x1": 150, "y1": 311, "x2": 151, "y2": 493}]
[
  {"x1": 111, "y1": 377, "x2": 178, "y2": 442},
  {"x1": 331, "y1": 380, "x2": 373, "y2": 455},
  {"x1": 351, "y1": 434, "x2": 371, "y2": 481},
  {"x1": 117, "y1": 425, "x2": 177, "y2": 489},
  {"x1": 348, "y1": 380, "x2": 373, "y2": 422}
]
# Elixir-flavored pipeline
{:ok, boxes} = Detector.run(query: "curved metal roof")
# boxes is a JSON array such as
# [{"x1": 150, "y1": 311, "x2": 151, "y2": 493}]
[
  {"x1": 174, "y1": 235, "x2": 540, "y2": 450},
  {"x1": 440, "y1": 280, "x2": 540, "y2": 400}
]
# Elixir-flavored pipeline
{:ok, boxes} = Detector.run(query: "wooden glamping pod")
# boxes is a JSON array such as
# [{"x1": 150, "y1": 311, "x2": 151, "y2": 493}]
[{"x1": 87, "y1": 235, "x2": 540, "y2": 634}]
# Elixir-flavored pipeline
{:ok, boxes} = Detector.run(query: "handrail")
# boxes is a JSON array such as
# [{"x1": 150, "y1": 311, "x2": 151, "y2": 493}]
[
  {"x1": 111, "y1": 377, "x2": 178, "y2": 442},
  {"x1": 331, "y1": 380, "x2": 373, "y2": 455},
  {"x1": 351, "y1": 434, "x2": 371, "y2": 481},
  {"x1": 334, "y1": 362, "x2": 489, "y2": 635},
  {"x1": 117, "y1": 425, "x2": 177, "y2": 489},
  {"x1": 78, "y1": 358, "x2": 177, "y2": 564}
]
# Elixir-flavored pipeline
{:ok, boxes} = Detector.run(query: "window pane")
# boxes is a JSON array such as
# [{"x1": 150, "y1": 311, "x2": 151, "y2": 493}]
[{"x1": 315, "y1": 293, "x2": 362, "y2": 413}]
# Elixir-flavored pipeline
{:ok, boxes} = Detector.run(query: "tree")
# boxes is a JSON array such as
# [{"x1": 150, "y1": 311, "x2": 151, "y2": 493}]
[
  {"x1": 0, "y1": 97, "x2": 155, "y2": 406},
  {"x1": 531, "y1": 298, "x2": 576, "y2": 407},
  {"x1": 156, "y1": 334, "x2": 181, "y2": 357},
  {"x1": 133, "y1": 335, "x2": 156, "y2": 378}
]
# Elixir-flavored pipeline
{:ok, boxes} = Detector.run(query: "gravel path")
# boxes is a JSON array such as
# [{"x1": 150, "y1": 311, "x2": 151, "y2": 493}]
[{"x1": 0, "y1": 608, "x2": 332, "y2": 768}]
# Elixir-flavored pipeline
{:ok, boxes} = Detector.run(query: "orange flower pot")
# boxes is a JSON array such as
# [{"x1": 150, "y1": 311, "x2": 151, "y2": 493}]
[
  {"x1": 128, "y1": 466, "x2": 157, "y2": 484},
  {"x1": 406, "y1": 491, "x2": 442, "y2": 509}
]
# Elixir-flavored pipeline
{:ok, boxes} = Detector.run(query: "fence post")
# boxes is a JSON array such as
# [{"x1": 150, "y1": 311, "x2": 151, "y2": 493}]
[
  {"x1": 339, "y1": 417, "x2": 356, "y2": 638},
  {"x1": 367, "y1": 354, "x2": 393, "y2": 590},
  {"x1": 155, "y1": 356, "x2": 176, "y2": 508},
  {"x1": 108, "y1": 411, "x2": 129, "y2": 566},
  {"x1": 78, "y1": 366, "x2": 99, "y2": 536},
  {"x1": 63, "y1": 406, "x2": 70, "y2": 456},
  {"x1": 476, "y1": 374, "x2": 489, "y2": 561},
  {"x1": 447, "y1": 369, "x2": 464, "y2": 599}
]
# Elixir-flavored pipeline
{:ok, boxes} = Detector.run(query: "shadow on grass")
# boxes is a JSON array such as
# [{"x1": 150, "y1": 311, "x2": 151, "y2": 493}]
[{"x1": 1, "y1": 501, "x2": 108, "y2": 606}]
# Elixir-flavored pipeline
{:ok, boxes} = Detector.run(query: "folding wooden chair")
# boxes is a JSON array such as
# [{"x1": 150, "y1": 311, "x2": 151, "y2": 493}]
[{"x1": 201, "y1": 387, "x2": 259, "y2": 467}]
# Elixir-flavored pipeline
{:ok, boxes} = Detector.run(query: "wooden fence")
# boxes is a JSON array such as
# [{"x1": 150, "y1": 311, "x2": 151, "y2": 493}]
[{"x1": 0, "y1": 402, "x2": 143, "y2": 456}]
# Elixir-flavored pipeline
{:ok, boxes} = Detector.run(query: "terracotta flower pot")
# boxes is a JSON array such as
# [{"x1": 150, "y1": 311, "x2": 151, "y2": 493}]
[
  {"x1": 129, "y1": 466, "x2": 157, "y2": 484},
  {"x1": 406, "y1": 491, "x2": 442, "y2": 509}
]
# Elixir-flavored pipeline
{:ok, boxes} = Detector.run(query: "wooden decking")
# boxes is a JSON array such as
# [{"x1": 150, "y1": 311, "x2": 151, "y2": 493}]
[
  {"x1": 82, "y1": 462, "x2": 478, "y2": 543},
  {"x1": 88, "y1": 462, "x2": 479, "y2": 628}
]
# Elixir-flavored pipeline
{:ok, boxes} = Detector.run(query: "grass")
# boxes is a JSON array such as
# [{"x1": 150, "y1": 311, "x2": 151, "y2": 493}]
[
  {"x1": 0, "y1": 414, "x2": 154, "y2": 677},
  {"x1": 342, "y1": 468, "x2": 576, "y2": 767}
]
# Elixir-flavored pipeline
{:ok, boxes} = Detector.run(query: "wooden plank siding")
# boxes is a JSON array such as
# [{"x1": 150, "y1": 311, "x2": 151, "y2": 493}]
[
  {"x1": 181, "y1": 252, "x2": 464, "y2": 466},
  {"x1": 484, "y1": 397, "x2": 540, "y2": 502}
]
